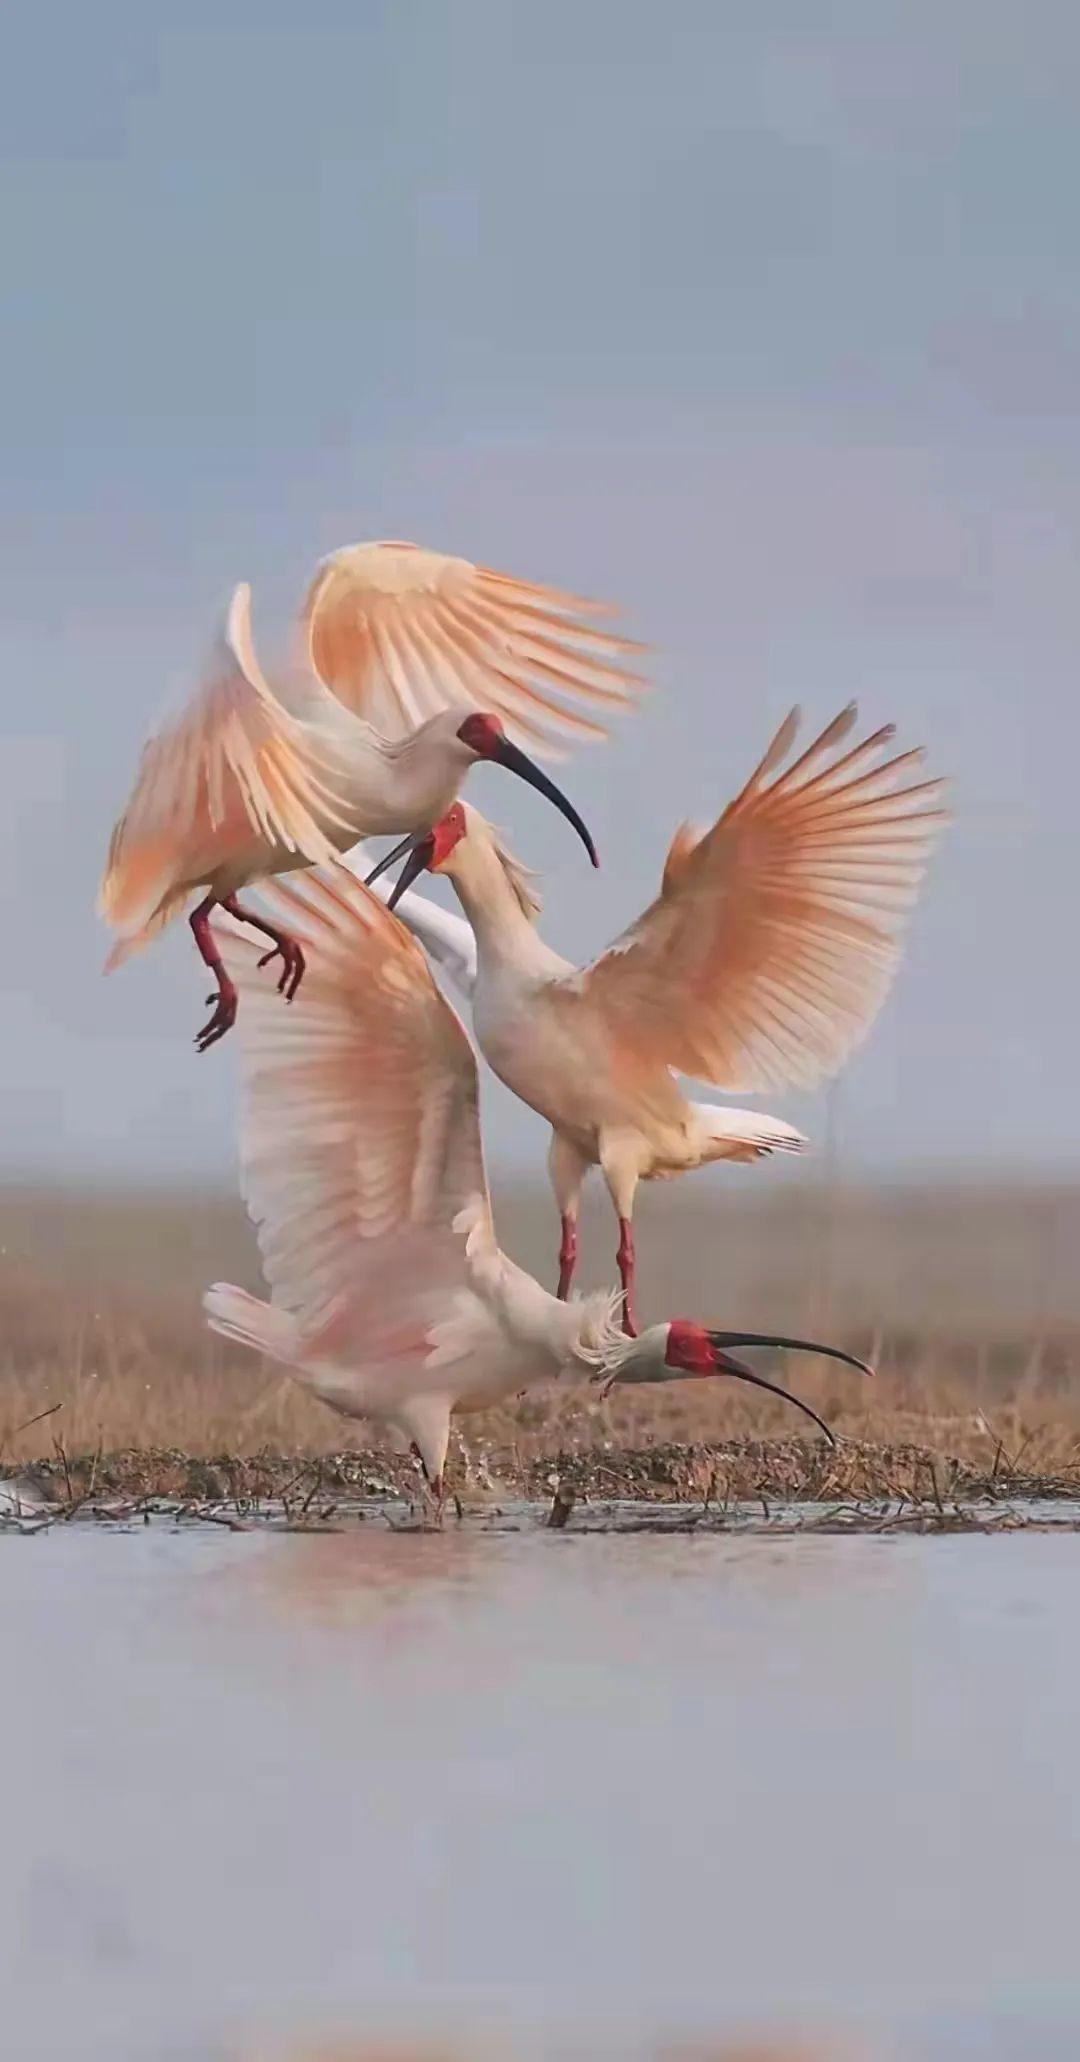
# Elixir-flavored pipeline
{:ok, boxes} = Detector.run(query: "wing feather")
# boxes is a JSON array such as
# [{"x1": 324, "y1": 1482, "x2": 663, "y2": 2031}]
[
  {"x1": 577, "y1": 705, "x2": 948, "y2": 1095},
  {"x1": 98, "y1": 585, "x2": 357, "y2": 937},
  {"x1": 214, "y1": 865, "x2": 489, "y2": 1352},
  {"x1": 301, "y1": 538, "x2": 647, "y2": 755}
]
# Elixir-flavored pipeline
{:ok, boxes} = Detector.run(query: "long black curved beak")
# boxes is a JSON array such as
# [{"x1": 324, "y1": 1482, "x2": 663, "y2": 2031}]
[
  {"x1": 364, "y1": 830, "x2": 435, "y2": 911},
  {"x1": 708, "y1": 1331, "x2": 875, "y2": 1380},
  {"x1": 705, "y1": 1355, "x2": 838, "y2": 1446},
  {"x1": 703, "y1": 1330, "x2": 875, "y2": 1446},
  {"x1": 489, "y1": 737, "x2": 599, "y2": 867}
]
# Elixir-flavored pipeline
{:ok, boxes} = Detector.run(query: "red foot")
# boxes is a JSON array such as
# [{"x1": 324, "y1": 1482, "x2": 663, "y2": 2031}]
[
  {"x1": 222, "y1": 896, "x2": 306, "y2": 1003},
  {"x1": 195, "y1": 976, "x2": 238, "y2": 1054},
  {"x1": 190, "y1": 896, "x2": 239, "y2": 1053},
  {"x1": 257, "y1": 936, "x2": 306, "y2": 1001},
  {"x1": 557, "y1": 1215, "x2": 579, "y2": 1301},
  {"x1": 617, "y1": 1216, "x2": 638, "y2": 1336}
]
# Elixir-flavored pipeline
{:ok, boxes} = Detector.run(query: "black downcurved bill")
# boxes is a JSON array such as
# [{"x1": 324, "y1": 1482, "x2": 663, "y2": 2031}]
[
  {"x1": 707, "y1": 1359, "x2": 837, "y2": 1447},
  {"x1": 492, "y1": 738, "x2": 599, "y2": 867},
  {"x1": 364, "y1": 832, "x2": 421, "y2": 891},
  {"x1": 364, "y1": 831, "x2": 436, "y2": 910},
  {"x1": 384, "y1": 835, "x2": 436, "y2": 912},
  {"x1": 708, "y1": 1330, "x2": 874, "y2": 1380}
]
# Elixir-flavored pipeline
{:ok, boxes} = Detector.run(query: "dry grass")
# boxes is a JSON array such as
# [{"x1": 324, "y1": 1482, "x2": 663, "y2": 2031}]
[{"x1": 2, "y1": 1177, "x2": 1079, "y2": 1494}]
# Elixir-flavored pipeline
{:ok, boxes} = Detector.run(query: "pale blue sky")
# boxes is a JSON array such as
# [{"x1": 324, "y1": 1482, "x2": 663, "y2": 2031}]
[{"x1": 2, "y1": 1, "x2": 1078, "y2": 1178}]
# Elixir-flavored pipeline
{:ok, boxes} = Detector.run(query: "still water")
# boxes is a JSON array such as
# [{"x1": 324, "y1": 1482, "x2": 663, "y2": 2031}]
[{"x1": 3, "y1": 1515, "x2": 1080, "y2": 2060}]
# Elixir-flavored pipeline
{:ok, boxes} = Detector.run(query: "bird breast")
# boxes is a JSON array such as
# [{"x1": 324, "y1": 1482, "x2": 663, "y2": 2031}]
[
  {"x1": 339, "y1": 745, "x2": 462, "y2": 837},
  {"x1": 472, "y1": 974, "x2": 620, "y2": 1146}
]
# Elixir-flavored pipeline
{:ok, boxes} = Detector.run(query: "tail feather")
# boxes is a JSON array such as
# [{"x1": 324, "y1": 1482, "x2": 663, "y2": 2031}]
[
  {"x1": 103, "y1": 887, "x2": 191, "y2": 972},
  {"x1": 203, "y1": 1283, "x2": 300, "y2": 1364},
  {"x1": 691, "y1": 1102, "x2": 806, "y2": 1164}
]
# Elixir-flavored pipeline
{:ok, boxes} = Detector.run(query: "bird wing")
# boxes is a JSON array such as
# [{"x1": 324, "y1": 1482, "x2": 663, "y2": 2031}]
[
  {"x1": 214, "y1": 864, "x2": 490, "y2": 1358},
  {"x1": 300, "y1": 538, "x2": 647, "y2": 756},
  {"x1": 576, "y1": 705, "x2": 948, "y2": 1095},
  {"x1": 98, "y1": 585, "x2": 358, "y2": 937},
  {"x1": 345, "y1": 842, "x2": 479, "y2": 999}
]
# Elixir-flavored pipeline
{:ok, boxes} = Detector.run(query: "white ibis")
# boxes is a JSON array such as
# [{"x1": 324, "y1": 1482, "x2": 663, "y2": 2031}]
[
  {"x1": 203, "y1": 866, "x2": 871, "y2": 1502},
  {"x1": 98, "y1": 542, "x2": 644, "y2": 1051},
  {"x1": 370, "y1": 703, "x2": 948, "y2": 1332}
]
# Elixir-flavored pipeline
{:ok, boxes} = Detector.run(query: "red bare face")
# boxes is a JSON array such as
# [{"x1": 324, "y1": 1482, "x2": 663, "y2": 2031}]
[
  {"x1": 429, "y1": 804, "x2": 468, "y2": 870},
  {"x1": 664, "y1": 1319, "x2": 718, "y2": 1376},
  {"x1": 456, "y1": 711, "x2": 506, "y2": 758}
]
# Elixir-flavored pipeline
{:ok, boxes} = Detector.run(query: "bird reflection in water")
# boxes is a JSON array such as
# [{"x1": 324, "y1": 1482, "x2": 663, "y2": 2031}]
[
  {"x1": 237, "y1": 2027, "x2": 866, "y2": 2060},
  {"x1": 232, "y1": 1520, "x2": 486, "y2": 1635}
]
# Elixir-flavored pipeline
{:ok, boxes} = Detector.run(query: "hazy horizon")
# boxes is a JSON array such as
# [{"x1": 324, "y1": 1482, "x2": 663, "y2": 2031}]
[{"x1": 3, "y1": 2, "x2": 1077, "y2": 1183}]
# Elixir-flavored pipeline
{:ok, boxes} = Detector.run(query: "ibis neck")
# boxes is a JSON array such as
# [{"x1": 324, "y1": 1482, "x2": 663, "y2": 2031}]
[
  {"x1": 593, "y1": 1327, "x2": 672, "y2": 1385},
  {"x1": 332, "y1": 718, "x2": 469, "y2": 838},
  {"x1": 445, "y1": 839, "x2": 566, "y2": 980}
]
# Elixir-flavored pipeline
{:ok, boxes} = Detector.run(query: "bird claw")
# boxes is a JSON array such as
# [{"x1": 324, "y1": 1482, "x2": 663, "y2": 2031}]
[
  {"x1": 257, "y1": 938, "x2": 306, "y2": 1001},
  {"x1": 195, "y1": 984, "x2": 238, "y2": 1053}
]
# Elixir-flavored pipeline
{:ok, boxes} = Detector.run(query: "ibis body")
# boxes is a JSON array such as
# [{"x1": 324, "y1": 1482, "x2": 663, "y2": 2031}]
[
  {"x1": 372, "y1": 704, "x2": 948, "y2": 1329},
  {"x1": 99, "y1": 542, "x2": 643, "y2": 1049},
  {"x1": 204, "y1": 868, "x2": 870, "y2": 1496}
]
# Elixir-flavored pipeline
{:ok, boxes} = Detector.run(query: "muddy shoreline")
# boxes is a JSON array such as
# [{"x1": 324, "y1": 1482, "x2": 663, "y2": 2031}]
[{"x1": 5, "y1": 1434, "x2": 1080, "y2": 1525}]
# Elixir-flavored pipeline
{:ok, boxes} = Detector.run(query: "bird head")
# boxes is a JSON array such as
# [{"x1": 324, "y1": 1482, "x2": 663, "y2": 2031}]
[
  {"x1": 602, "y1": 1318, "x2": 875, "y2": 1446},
  {"x1": 447, "y1": 708, "x2": 599, "y2": 865},
  {"x1": 364, "y1": 803, "x2": 470, "y2": 908},
  {"x1": 365, "y1": 786, "x2": 569, "y2": 916}
]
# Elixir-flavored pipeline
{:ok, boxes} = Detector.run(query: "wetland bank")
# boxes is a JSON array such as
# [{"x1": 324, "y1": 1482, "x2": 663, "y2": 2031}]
[{"x1": 3, "y1": 1179, "x2": 1079, "y2": 1531}]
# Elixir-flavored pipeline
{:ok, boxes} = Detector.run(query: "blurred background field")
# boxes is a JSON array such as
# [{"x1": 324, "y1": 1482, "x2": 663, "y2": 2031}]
[{"x1": 2, "y1": 1176, "x2": 1077, "y2": 1473}]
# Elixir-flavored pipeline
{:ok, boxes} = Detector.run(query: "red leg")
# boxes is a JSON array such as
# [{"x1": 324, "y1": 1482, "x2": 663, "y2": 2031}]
[
  {"x1": 221, "y1": 895, "x2": 306, "y2": 1002},
  {"x1": 616, "y1": 1216, "x2": 638, "y2": 1336},
  {"x1": 189, "y1": 896, "x2": 238, "y2": 1053},
  {"x1": 557, "y1": 1215, "x2": 579, "y2": 1300}
]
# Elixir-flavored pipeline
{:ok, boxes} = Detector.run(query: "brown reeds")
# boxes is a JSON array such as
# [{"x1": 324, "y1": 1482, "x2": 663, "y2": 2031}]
[{"x1": 2, "y1": 1177, "x2": 1079, "y2": 1509}]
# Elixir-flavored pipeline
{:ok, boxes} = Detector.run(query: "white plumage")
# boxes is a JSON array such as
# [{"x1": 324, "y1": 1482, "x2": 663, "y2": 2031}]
[
  {"x1": 205, "y1": 867, "x2": 870, "y2": 1493},
  {"x1": 370, "y1": 702, "x2": 948, "y2": 1329},
  {"x1": 99, "y1": 543, "x2": 644, "y2": 1050}
]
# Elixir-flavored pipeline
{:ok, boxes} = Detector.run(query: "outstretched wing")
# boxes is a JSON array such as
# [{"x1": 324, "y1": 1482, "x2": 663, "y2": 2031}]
[
  {"x1": 578, "y1": 705, "x2": 948, "y2": 1095},
  {"x1": 214, "y1": 866, "x2": 489, "y2": 1349},
  {"x1": 98, "y1": 585, "x2": 357, "y2": 938},
  {"x1": 301, "y1": 538, "x2": 647, "y2": 756}
]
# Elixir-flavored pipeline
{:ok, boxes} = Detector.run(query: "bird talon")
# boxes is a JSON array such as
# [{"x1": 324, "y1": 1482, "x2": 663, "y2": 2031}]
[
  {"x1": 195, "y1": 984, "x2": 238, "y2": 1053},
  {"x1": 256, "y1": 939, "x2": 306, "y2": 1002}
]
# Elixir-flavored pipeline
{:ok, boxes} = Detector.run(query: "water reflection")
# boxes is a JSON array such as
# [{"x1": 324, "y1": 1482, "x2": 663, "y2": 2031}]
[
  {"x1": 225, "y1": 1509, "x2": 898, "y2": 1640},
  {"x1": 5, "y1": 1528, "x2": 1080, "y2": 2062},
  {"x1": 239, "y1": 2045, "x2": 467, "y2": 2062},
  {"x1": 234, "y1": 1522, "x2": 488, "y2": 1631},
  {"x1": 237, "y1": 2031, "x2": 865, "y2": 2062}
]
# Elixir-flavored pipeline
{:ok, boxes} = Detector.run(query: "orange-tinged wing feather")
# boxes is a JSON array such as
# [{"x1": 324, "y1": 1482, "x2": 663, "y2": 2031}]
[
  {"x1": 301, "y1": 538, "x2": 648, "y2": 756},
  {"x1": 579, "y1": 706, "x2": 949, "y2": 1095},
  {"x1": 213, "y1": 865, "x2": 489, "y2": 1345},
  {"x1": 98, "y1": 585, "x2": 358, "y2": 941}
]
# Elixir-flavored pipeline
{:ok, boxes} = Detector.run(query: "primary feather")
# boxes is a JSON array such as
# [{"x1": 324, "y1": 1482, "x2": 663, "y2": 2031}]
[
  {"x1": 98, "y1": 584, "x2": 359, "y2": 955},
  {"x1": 578, "y1": 703, "x2": 948, "y2": 1094},
  {"x1": 302, "y1": 539, "x2": 648, "y2": 756}
]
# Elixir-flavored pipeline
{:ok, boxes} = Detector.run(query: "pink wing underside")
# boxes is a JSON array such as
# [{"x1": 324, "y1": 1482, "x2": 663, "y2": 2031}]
[
  {"x1": 577, "y1": 704, "x2": 949, "y2": 1097},
  {"x1": 302, "y1": 540, "x2": 649, "y2": 756},
  {"x1": 213, "y1": 864, "x2": 489, "y2": 1375},
  {"x1": 98, "y1": 586, "x2": 357, "y2": 943}
]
